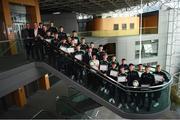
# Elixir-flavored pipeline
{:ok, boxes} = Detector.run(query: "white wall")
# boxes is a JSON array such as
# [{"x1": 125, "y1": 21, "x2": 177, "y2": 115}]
[
  {"x1": 85, "y1": 33, "x2": 167, "y2": 69},
  {"x1": 166, "y1": 8, "x2": 180, "y2": 74},
  {"x1": 41, "y1": 12, "x2": 78, "y2": 33}
]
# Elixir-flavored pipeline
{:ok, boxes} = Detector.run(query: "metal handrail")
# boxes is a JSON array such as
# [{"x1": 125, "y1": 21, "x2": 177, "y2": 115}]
[{"x1": 43, "y1": 39, "x2": 172, "y2": 93}]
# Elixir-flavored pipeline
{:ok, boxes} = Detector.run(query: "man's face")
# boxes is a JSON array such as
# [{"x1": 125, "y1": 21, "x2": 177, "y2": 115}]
[
  {"x1": 88, "y1": 48, "x2": 92, "y2": 53},
  {"x1": 39, "y1": 24, "x2": 43, "y2": 28},
  {"x1": 129, "y1": 65, "x2": 134, "y2": 71},
  {"x1": 103, "y1": 54, "x2": 108, "y2": 60},
  {"x1": 54, "y1": 34, "x2": 58, "y2": 39},
  {"x1": 112, "y1": 57, "x2": 116, "y2": 61},
  {"x1": 73, "y1": 32, "x2": 77, "y2": 37},
  {"x1": 120, "y1": 68, "x2": 125, "y2": 73},
  {"x1": 92, "y1": 55, "x2": 96, "y2": 60},
  {"x1": 157, "y1": 66, "x2": 161, "y2": 72},
  {"x1": 62, "y1": 39, "x2": 66, "y2": 43},
  {"x1": 34, "y1": 23, "x2": 38, "y2": 29},
  {"x1": 43, "y1": 26, "x2": 47, "y2": 31},
  {"x1": 26, "y1": 24, "x2": 30, "y2": 29},
  {"x1": 90, "y1": 44, "x2": 94, "y2": 48},
  {"x1": 50, "y1": 23, "x2": 54, "y2": 27},
  {"x1": 145, "y1": 67, "x2": 150, "y2": 73},
  {"x1": 47, "y1": 32, "x2": 51, "y2": 36},
  {"x1": 77, "y1": 46, "x2": 81, "y2": 51},
  {"x1": 60, "y1": 27, "x2": 64, "y2": 32},
  {"x1": 81, "y1": 39, "x2": 85, "y2": 44},
  {"x1": 122, "y1": 60, "x2": 126, "y2": 64},
  {"x1": 99, "y1": 47, "x2": 103, "y2": 51},
  {"x1": 138, "y1": 65, "x2": 143, "y2": 71}
]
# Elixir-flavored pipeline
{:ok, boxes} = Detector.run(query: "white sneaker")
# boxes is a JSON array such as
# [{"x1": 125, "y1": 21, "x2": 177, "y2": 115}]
[
  {"x1": 153, "y1": 102, "x2": 159, "y2": 107},
  {"x1": 131, "y1": 102, "x2": 135, "y2": 106},
  {"x1": 118, "y1": 104, "x2": 122, "y2": 109},
  {"x1": 101, "y1": 87, "x2": 105, "y2": 92},
  {"x1": 109, "y1": 98, "x2": 113, "y2": 103},
  {"x1": 109, "y1": 98, "x2": 115, "y2": 104},
  {"x1": 112, "y1": 98, "x2": 115, "y2": 104},
  {"x1": 125, "y1": 104, "x2": 129, "y2": 109},
  {"x1": 136, "y1": 107, "x2": 139, "y2": 112},
  {"x1": 104, "y1": 89, "x2": 109, "y2": 94}
]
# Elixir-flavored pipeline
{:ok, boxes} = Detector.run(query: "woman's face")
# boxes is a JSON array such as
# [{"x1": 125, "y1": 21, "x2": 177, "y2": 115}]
[{"x1": 92, "y1": 55, "x2": 96, "y2": 60}]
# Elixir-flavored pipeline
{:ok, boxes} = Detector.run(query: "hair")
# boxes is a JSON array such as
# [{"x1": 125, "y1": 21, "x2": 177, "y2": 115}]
[
  {"x1": 90, "y1": 42, "x2": 94, "y2": 45},
  {"x1": 145, "y1": 65, "x2": 151, "y2": 68},
  {"x1": 72, "y1": 30, "x2": 77, "y2": 33},
  {"x1": 129, "y1": 63, "x2": 134, "y2": 67},
  {"x1": 156, "y1": 64, "x2": 161, "y2": 68},
  {"x1": 122, "y1": 58, "x2": 126, "y2": 61},
  {"x1": 81, "y1": 37, "x2": 85, "y2": 40},
  {"x1": 99, "y1": 45, "x2": 103, "y2": 47},
  {"x1": 138, "y1": 64, "x2": 143, "y2": 66}
]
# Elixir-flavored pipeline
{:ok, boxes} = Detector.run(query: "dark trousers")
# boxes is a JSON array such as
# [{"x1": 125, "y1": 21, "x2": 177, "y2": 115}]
[
  {"x1": 115, "y1": 87, "x2": 127, "y2": 105},
  {"x1": 153, "y1": 91, "x2": 162, "y2": 102},
  {"x1": 33, "y1": 45, "x2": 44, "y2": 60},
  {"x1": 141, "y1": 92, "x2": 153, "y2": 110},
  {"x1": 128, "y1": 91, "x2": 141, "y2": 107},
  {"x1": 25, "y1": 44, "x2": 32, "y2": 60}
]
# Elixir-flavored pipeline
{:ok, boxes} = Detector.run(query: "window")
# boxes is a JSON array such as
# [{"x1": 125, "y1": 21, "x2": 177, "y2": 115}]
[
  {"x1": 135, "y1": 39, "x2": 159, "y2": 59},
  {"x1": 113, "y1": 24, "x2": 119, "y2": 30},
  {"x1": 130, "y1": 23, "x2": 134, "y2": 29},
  {"x1": 122, "y1": 24, "x2": 127, "y2": 30}
]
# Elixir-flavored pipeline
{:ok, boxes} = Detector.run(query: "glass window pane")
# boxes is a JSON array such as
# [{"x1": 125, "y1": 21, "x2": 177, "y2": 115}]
[
  {"x1": 122, "y1": 24, "x2": 127, "y2": 30},
  {"x1": 135, "y1": 39, "x2": 158, "y2": 59}
]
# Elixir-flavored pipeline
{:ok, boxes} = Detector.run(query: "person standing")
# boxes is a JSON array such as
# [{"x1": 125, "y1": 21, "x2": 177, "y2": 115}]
[
  {"x1": 126, "y1": 63, "x2": 140, "y2": 112},
  {"x1": 140, "y1": 66, "x2": 155, "y2": 111},
  {"x1": 30, "y1": 22, "x2": 44, "y2": 60},
  {"x1": 48, "y1": 22, "x2": 58, "y2": 35},
  {"x1": 58, "y1": 26, "x2": 67, "y2": 41},
  {"x1": 21, "y1": 23, "x2": 33, "y2": 60},
  {"x1": 153, "y1": 65, "x2": 168, "y2": 108}
]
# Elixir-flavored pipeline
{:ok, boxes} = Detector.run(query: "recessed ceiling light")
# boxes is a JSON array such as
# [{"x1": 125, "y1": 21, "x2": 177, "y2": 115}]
[{"x1": 53, "y1": 12, "x2": 61, "y2": 15}]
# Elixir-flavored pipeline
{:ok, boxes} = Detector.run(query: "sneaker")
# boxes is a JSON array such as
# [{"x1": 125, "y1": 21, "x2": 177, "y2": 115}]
[
  {"x1": 109, "y1": 98, "x2": 113, "y2": 103},
  {"x1": 101, "y1": 87, "x2": 105, "y2": 92},
  {"x1": 153, "y1": 102, "x2": 159, "y2": 108},
  {"x1": 109, "y1": 98, "x2": 115, "y2": 104},
  {"x1": 112, "y1": 98, "x2": 115, "y2": 104},
  {"x1": 125, "y1": 104, "x2": 129, "y2": 109},
  {"x1": 131, "y1": 102, "x2": 135, "y2": 106},
  {"x1": 118, "y1": 104, "x2": 122, "y2": 109},
  {"x1": 104, "y1": 89, "x2": 109, "y2": 94},
  {"x1": 136, "y1": 107, "x2": 139, "y2": 112}
]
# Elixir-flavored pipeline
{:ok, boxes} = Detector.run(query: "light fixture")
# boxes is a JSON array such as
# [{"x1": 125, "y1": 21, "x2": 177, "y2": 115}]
[{"x1": 53, "y1": 12, "x2": 61, "y2": 15}]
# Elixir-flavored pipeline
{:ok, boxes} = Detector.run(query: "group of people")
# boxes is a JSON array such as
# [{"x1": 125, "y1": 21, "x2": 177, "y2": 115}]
[{"x1": 21, "y1": 22, "x2": 169, "y2": 112}]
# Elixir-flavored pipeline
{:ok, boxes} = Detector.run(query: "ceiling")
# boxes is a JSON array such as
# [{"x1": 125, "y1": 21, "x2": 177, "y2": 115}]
[{"x1": 39, "y1": 0, "x2": 157, "y2": 15}]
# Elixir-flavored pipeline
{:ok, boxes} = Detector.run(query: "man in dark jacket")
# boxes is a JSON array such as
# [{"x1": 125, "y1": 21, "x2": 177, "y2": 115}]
[
  {"x1": 126, "y1": 63, "x2": 140, "y2": 112},
  {"x1": 153, "y1": 65, "x2": 168, "y2": 108},
  {"x1": 21, "y1": 23, "x2": 32, "y2": 60},
  {"x1": 140, "y1": 65, "x2": 155, "y2": 111}
]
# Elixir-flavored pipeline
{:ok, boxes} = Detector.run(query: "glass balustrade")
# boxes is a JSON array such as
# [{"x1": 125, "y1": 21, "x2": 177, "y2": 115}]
[
  {"x1": 42, "y1": 40, "x2": 172, "y2": 114},
  {"x1": 0, "y1": 38, "x2": 172, "y2": 115},
  {"x1": 0, "y1": 40, "x2": 32, "y2": 72}
]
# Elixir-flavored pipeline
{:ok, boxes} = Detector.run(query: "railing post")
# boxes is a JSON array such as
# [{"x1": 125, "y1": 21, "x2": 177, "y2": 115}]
[
  {"x1": 39, "y1": 74, "x2": 50, "y2": 90},
  {"x1": 13, "y1": 87, "x2": 27, "y2": 108}
]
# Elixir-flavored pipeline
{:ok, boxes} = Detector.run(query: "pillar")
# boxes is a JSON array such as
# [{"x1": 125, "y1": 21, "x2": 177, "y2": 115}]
[{"x1": 1, "y1": 0, "x2": 17, "y2": 55}]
